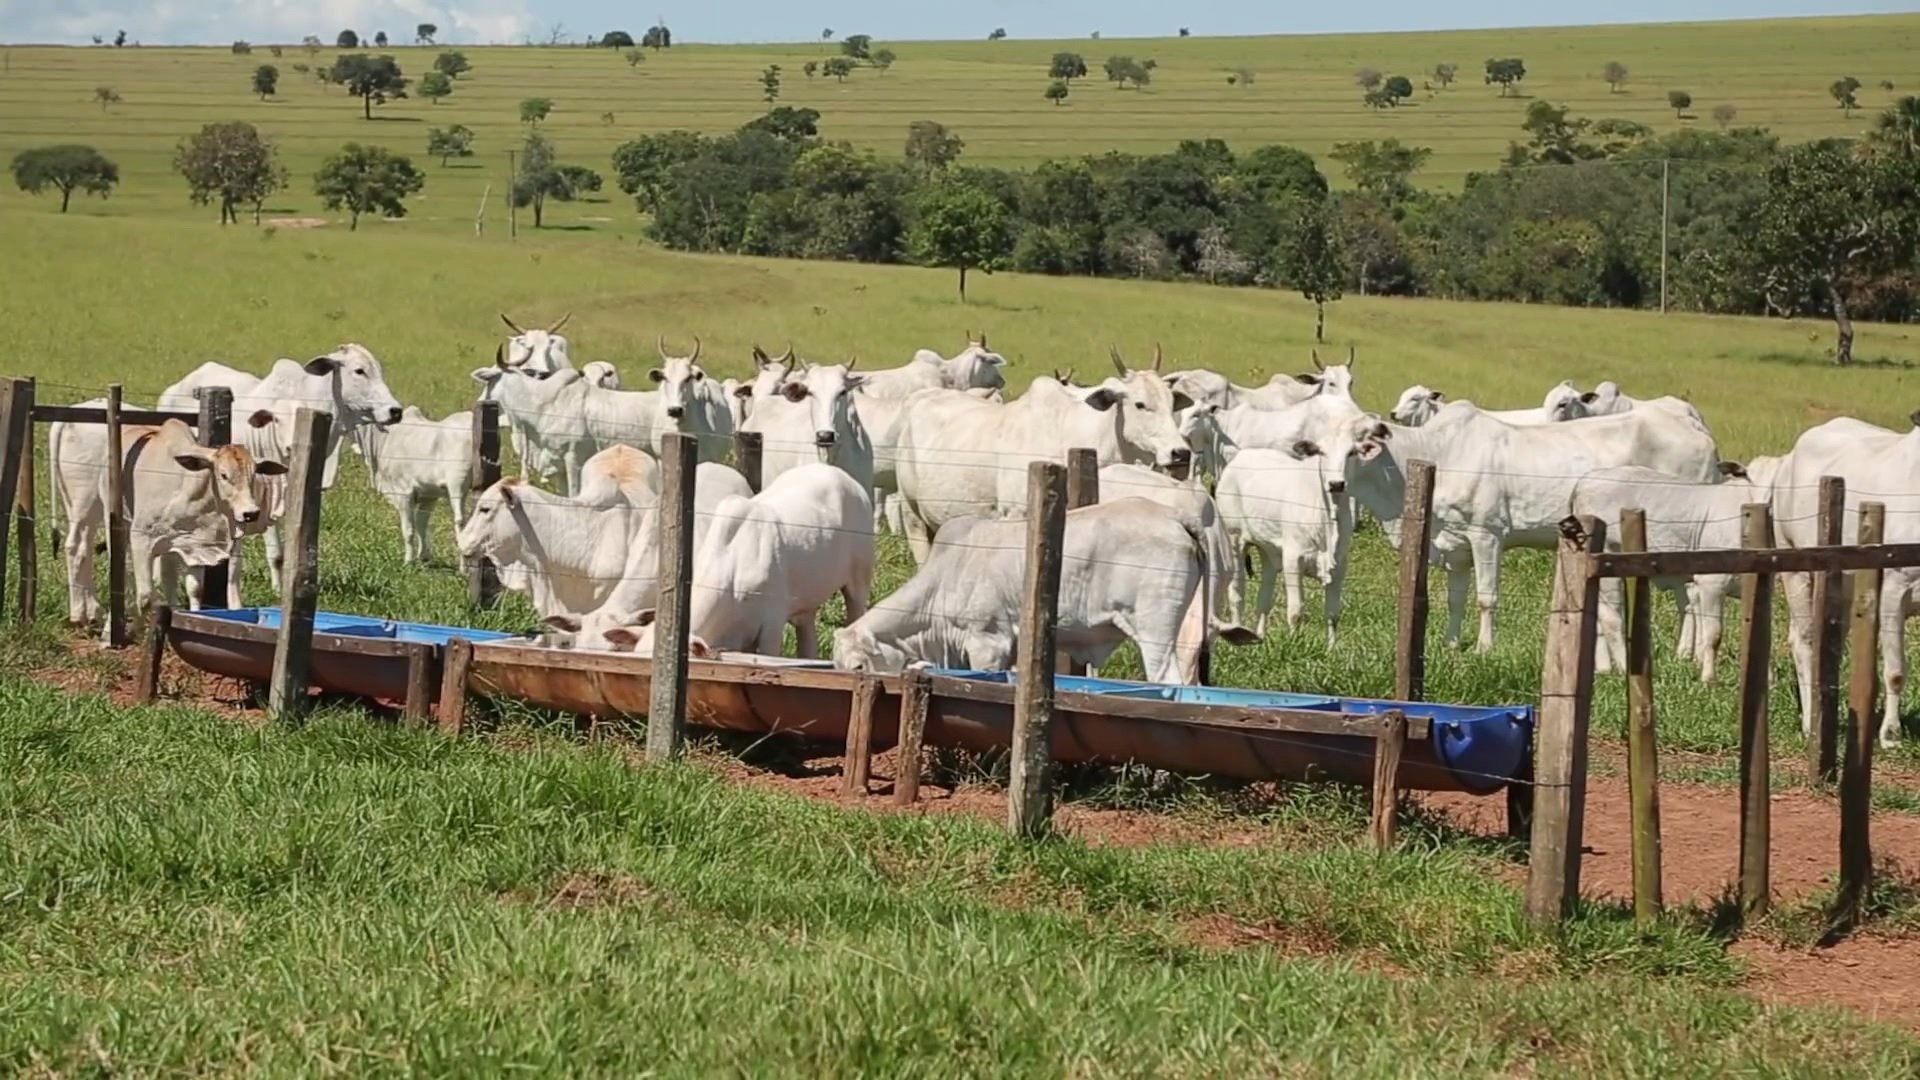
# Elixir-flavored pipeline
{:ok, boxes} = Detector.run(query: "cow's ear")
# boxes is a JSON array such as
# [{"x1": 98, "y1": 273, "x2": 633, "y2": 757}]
[
  {"x1": 498, "y1": 484, "x2": 519, "y2": 508},
  {"x1": 1910, "y1": 409, "x2": 1920, "y2": 429},
  {"x1": 731, "y1": 382, "x2": 754, "y2": 399},
  {"x1": 247, "y1": 408, "x2": 276, "y2": 429},
  {"x1": 780, "y1": 382, "x2": 810, "y2": 403},
  {"x1": 603, "y1": 627, "x2": 640, "y2": 649},
  {"x1": 471, "y1": 367, "x2": 501, "y2": 385},
  {"x1": 1372, "y1": 422, "x2": 1392, "y2": 440},
  {"x1": 1717, "y1": 460, "x2": 1749, "y2": 478},
  {"x1": 845, "y1": 374, "x2": 868, "y2": 391},
  {"x1": 648, "y1": 368, "x2": 666, "y2": 384},
  {"x1": 1171, "y1": 391, "x2": 1194, "y2": 412},
  {"x1": 1580, "y1": 391, "x2": 1599, "y2": 404},
  {"x1": 1429, "y1": 390, "x2": 1445, "y2": 403},
  {"x1": 254, "y1": 460, "x2": 289, "y2": 477},
  {"x1": 1289, "y1": 439, "x2": 1322, "y2": 460},
  {"x1": 303, "y1": 355, "x2": 341, "y2": 376},
  {"x1": 1294, "y1": 373, "x2": 1321, "y2": 385},
  {"x1": 630, "y1": 609, "x2": 659, "y2": 628},
  {"x1": 687, "y1": 636, "x2": 714, "y2": 658},
  {"x1": 174, "y1": 453, "x2": 214, "y2": 472},
  {"x1": 1082, "y1": 388, "x2": 1121, "y2": 412},
  {"x1": 543, "y1": 614, "x2": 583, "y2": 632}
]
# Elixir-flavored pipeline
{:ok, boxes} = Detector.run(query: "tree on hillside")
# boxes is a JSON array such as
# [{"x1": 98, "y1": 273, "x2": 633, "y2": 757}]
[
  {"x1": 1049, "y1": 52, "x2": 1088, "y2": 83},
  {"x1": 1432, "y1": 62, "x2": 1457, "y2": 89},
  {"x1": 252, "y1": 64, "x2": 279, "y2": 99},
  {"x1": 174, "y1": 121, "x2": 285, "y2": 225},
  {"x1": 115, "y1": 30, "x2": 128, "y2": 47},
  {"x1": 93, "y1": 86, "x2": 121, "y2": 111},
  {"x1": 600, "y1": 30, "x2": 635, "y2": 48},
  {"x1": 801, "y1": 60, "x2": 816, "y2": 79},
  {"x1": 1329, "y1": 138, "x2": 1431, "y2": 204},
  {"x1": 1277, "y1": 198, "x2": 1344, "y2": 342},
  {"x1": 269, "y1": 45, "x2": 282, "y2": 57},
  {"x1": 519, "y1": 97, "x2": 553, "y2": 126},
  {"x1": 760, "y1": 65, "x2": 782, "y2": 104},
  {"x1": 314, "y1": 143, "x2": 422, "y2": 230},
  {"x1": 1871, "y1": 96, "x2": 1920, "y2": 159},
  {"x1": 10, "y1": 145, "x2": 118, "y2": 212},
  {"x1": 1484, "y1": 57, "x2": 1526, "y2": 96},
  {"x1": 1603, "y1": 60, "x2": 1628, "y2": 93},
  {"x1": 1382, "y1": 75, "x2": 1414, "y2": 105},
  {"x1": 642, "y1": 23, "x2": 672, "y2": 49},
  {"x1": 823, "y1": 57, "x2": 855, "y2": 82},
  {"x1": 1195, "y1": 223, "x2": 1251, "y2": 284},
  {"x1": 1754, "y1": 141, "x2": 1920, "y2": 365},
  {"x1": 1228, "y1": 67, "x2": 1255, "y2": 87},
  {"x1": 301, "y1": 35, "x2": 321, "y2": 54},
  {"x1": 1355, "y1": 68, "x2": 1382, "y2": 91},
  {"x1": 1830, "y1": 76, "x2": 1862, "y2": 117},
  {"x1": 1104, "y1": 55, "x2": 1152, "y2": 89},
  {"x1": 1179, "y1": 26, "x2": 1191, "y2": 37},
  {"x1": 627, "y1": 49, "x2": 647, "y2": 70},
  {"x1": 337, "y1": 29, "x2": 359, "y2": 48},
  {"x1": 374, "y1": 31, "x2": 388, "y2": 47},
  {"x1": 908, "y1": 182, "x2": 1013, "y2": 301},
  {"x1": 841, "y1": 34, "x2": 872, "y2": 60},
  {"x1": 434, "y1": 51, "x2": 471, "y2": 79},
  {"x1": 1667, "y1": 89, "x2": 1692, "y2": 117},
  {"x1": 740, "y1": 106, "x2": 820, "y2": 142},
  {"x1": 427, "y1": 124, "x2": 475, "y2": 165},
  {"x1": 1881, "y1": 79, "x2": 1896, "y2": 93},
  {"x1": 416, "y1": 24, "x2": 437, "y2": 44},
  {"x1": 873, "y1": 48, "x2": 896, "y2": 74},
  {"x1": 822, "y1": 28, "x2": 833, "y2": 40},
  {"x1": 989, "y1": 27, "x2": 1008, "y2": 41},
  {"x1": 905, "y1": 120, "x2": 964, "y2": 173},
  {"x1": 1045, "y1": 79, "x2": 1070, "y2": 105},
  {"x1": 330, "y1": 54, "x2": 408, "y2": 119},
  {"x1": 419, "y1": 70, "x2": 453, "y2": 104},
  {"x1": 1713, "y1": 103, "x2": 1739, "y2": 129},
  {"x1": 511, "y1": 133, "x2": 602, "y2": 227},
  {"x1": 611, "y1": 130, "x2": 708, "y2": 211},
  {"x1": 231, "y1": 40, "x2": 252, "y2": 54}
]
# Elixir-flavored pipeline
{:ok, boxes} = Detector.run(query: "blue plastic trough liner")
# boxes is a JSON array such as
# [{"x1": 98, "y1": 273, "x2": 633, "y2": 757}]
[{"x1": 166, "y1": 608, "x2": 516, "y2": 705}]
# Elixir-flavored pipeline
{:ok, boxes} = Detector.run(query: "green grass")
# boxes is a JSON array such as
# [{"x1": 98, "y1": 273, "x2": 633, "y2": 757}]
[
  {"x1": 1, "y1": 14, "x2": 1916, "y2": 232},
  {"x1": 4, "y1": 675, "x2": 1917, "y2": 1073}
]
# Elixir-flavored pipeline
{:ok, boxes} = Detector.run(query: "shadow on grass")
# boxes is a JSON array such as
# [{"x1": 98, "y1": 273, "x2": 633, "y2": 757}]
[
  {"x1": 537, "y1": 224, "x2": 598, "y2": 232},
  {"x1": 1738, "y1": 349, "x2": 1915, "y2": 370}
]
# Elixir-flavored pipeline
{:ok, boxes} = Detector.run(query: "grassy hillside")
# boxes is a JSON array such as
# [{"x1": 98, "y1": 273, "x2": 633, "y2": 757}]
[{"x1": 1, "y1": 14, "x2": 1915, "y2": 233}]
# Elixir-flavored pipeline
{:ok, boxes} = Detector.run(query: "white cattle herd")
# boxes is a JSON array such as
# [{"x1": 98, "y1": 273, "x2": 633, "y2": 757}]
[{"x1": 46, "y1": 319, "x2": 1915, "y2": 748}]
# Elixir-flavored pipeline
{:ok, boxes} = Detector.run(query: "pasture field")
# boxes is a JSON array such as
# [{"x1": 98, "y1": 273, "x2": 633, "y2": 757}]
[
  {"x1": 5, "y1": 208, "x2": 1920, "y2": 1064},
  {"x1": 1, "y1": 13, "x2": 1917, "y2": 233}
]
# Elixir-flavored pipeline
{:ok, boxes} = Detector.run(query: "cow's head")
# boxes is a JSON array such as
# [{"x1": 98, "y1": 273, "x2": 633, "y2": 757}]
[
  {"x1": 174, "y1": 420, "x2": 288, "y2": 526},
  {"x1": 580, "y1": 360, "x2": 621, "y2": 389},
  {"x1": 780, "y1": 359, "x2": 866, "y2": 456},
  {"x1": 456, "y1": 478, "x2": 530, "y2": 564},
  {"x1": 498, "y1": 312, "x2": 574, "y2": 376},
  {"x1": 1177, "y1": 402, "x2": 1232, "y2": 474},
  {"x1": 1105, "y1": 344, "x2": 1194, "y2": 477},
  {"x1": 1390, "y1": 384, "x2": 1445, "y2": 427},
  {"x1": 1164, "y1": 368, "x2": 1233, "y2": 413},
  {"x1": 564, "y1": 608, "x2": 717, "y2": 658},
  {"x1": 650, "y1": 336, "x2": 706, "y2": 424},
  {"x1": 832, "y1": 624, "x2": 909, "y2": 675},
  {"x1": 305, "y1": 343, "x2": 403, "y2": 426},
  {"x1": 945, "y1": 332, "x2": 1008, "y2": 392},
  {"x1": 1303, "y1": 413, "x2": 1396, "y2": 495},
  {"x1": 1543, "y1": 380, "x2": 1590, "y2": 422},
  {"x1": 1307, "y1": 348, "x2": 1357, "y2": 401}
]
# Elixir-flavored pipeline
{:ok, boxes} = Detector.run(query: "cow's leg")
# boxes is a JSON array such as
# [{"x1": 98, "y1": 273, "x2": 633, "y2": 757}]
[
  {"x1": 264, "y1": 525, "x2": 285, "y2": 592},
  {"x1": 1469, "y1": 536, "x2": 1502, "y2": 653},
  {"x1": 1441, "y1": 550, "x2": 1471, "y2": 647},
  {"x1": 129, "y1": 534, "x2": 157, "y2": 619},
  {"x1": 395, "y1": 495, "x2": 419, "y2": 564},
  {"x1": 1322, "y1": 548, "x2": 1347, "y2": 649},
  {"x1": 1879, "y1": 583, "x2": 1910, "y2": 748},
  {"x1": 64, "y1": 516, "x2": 99, "y2": 625},
  {"x1": 1780, "y1": 570, "x2": 1818, "y2": 737},
  {"x1": 1281, "y1": 545, "x2": 1306, "y2": 632},
  {"x1": 902, "y1": 507, "x2": 935, "y2": 566},
  {"x1": 1693, "y1": 574, "x2": 1731, "y2": 685},
  {"x1": 226, "y1": 539, "x2": 247, "y2": 608},
  {"x1": 1593, "y1": 576, "x2": 1626, "y2": 675},
  {"x1": 1250, "y1": 542, "x2": 1279, "y2": 639},
  {"x1": 512, "y1": 427, "x2": 532, "y2": 481},
  {"x1": 841, "y1": 581, "x2": 869, "y2": 625}
]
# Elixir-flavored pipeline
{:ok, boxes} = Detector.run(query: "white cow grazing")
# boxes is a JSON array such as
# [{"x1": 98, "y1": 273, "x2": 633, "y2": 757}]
[
  {"x1": 893, "y1": 348, "x2": 1193, "y2": 563},
  {"x1": 53, "y1": 414, "x2": 285, "y2": 625},
  {"x1": 1390, "y1": 381, "x2": 1586, "y2": 428},
  {"x1": 1098, "y1": 463, "x2": 1241, "y2": 625},
  {"x1": 1571, "y1": 458, "x2": 1784, "y2": 682},
  {"x1": 454, "y1": 446, "x2": 657, "y2": 619},
  {"x1": 743, "y1": 361, "x2": 875, "y2": 493},
  {"x1": 356, "y1": 406, "x2": 474, "y2": 564},
  {"x1": 469, "y1": 362, "x2": 667, "y2": 496},
  {"x1": 833, "y1": 498, "x2": 1258, "y2": 683},
  {"x1": 650, "y1": 337, "x2": 734, "y2": 463},
  {"x1": 1559, "y1": 380, "x2": 1711, "y2": 432},
  {"x1": 856, "y1": 334, "x2": 1008, "y2": 399},
  {"x1": 1310, "y1": 403, "x2": 1721, "y2": 651},
  {"x1": 583, "y1": 464, "x2": 876, "y2": 658},
  {"x1": 581, "y1": 361, "x2": 621, "y2": 389},
  {"x1": 1215, "y1": 447, "x2": 1356, "y2": 644},
  {"x1": 1777, "y1": 417, "x2": 1919, "y2": 748}
]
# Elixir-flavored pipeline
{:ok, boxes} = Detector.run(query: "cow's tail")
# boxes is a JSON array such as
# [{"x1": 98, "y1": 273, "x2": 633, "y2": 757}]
[
  {"x1": 46, "y1": 419, "x2": 65, "y2": 543},
  {"x1": 1170, "y1": 506, "x2": 1260, "y2": 648}
]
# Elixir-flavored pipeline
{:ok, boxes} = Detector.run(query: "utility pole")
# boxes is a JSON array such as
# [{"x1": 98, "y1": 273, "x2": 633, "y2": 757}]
[
  {"x1": 507, "y1": 150, "x2": 518, "y2": 240},
  {"x1": 1659, "y1": 158, "x2": 1670, "y2": 315}
]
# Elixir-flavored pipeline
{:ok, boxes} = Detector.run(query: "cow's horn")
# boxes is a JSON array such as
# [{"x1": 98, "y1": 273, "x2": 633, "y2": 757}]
[
  {"x1": 1109, "y1": 345, "x2": 1128, "y2": 376},
  {"x1": 500, "y1": 313, "x2": 526, "y2": 335},
  {"x1": 846, "y1": 353, "x2": 858, "y2": 371},
  {"x1": 1347, "y1": 345, "x2": 1356, "y2": 367},
  {"x1": 656, "y1": 334, "x2": 671, "y2": 360},
  {"x1": 1152, "y1": 342, "x2": 1164, "y2": 372},
  {"x1": 779, "y1": 342, "x2": 796, "y2": 363},
  {"x1": 548, "y1": 312, "x2": 572, "y2": 334},
  {"x1": 1311, "y1": 349, "x2": 1326, "y2": 372},
  {"x1": 689, "y1": 335, "x2": 702, "y2": 363}
]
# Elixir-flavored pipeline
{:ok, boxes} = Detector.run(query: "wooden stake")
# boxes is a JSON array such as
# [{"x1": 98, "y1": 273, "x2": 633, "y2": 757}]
[
  {"x1": 646, "y1": 433, "x2": 698, "y2": 762},
  {"x1": 467, "y1": 401, "x2": 501, "y2": 608},
  {"x1": 893, "y1": 669, "x2": 931, "y2": 806},
  {"x1": 195, "y1": 387, "x2": 233, "y2": 608},
  {"x1": 1809, "y1": 475, "x2": 1846, "y2": 782},
  {"x1": 403, "y1": 646, "x2": 435, "y2": 724},
  {"x1": 1057, "y1": 447, "x2": 1098, "y2": 677},
  {"x1": 842, "y1": 676, "x2": 879, "y2": 794},
  {"x1": 1525, "y1": 515, "x2": 1605, "y2": 923},
  {"x1": 1835, "y1": 501, "x2": 1885, "y2": 931},
  {"x1": 1394, "y1": 459, "x2": 1436, "y2": 702},
  {"x1": 438, "y1": 636, "x2": 474, "y2": 735},
  {"x1": 0, "y1": 378, "x2": 33, "y2": 625},
  {"x1": 1369, "y1": 710, "x2": 1407, "y2": 850},
  {"x1": 1009, "y1": 461, "x2": 1067, "y2": 839},
  {"x1": 266, "y1": 408, "x2": 331, "y2": 719},
  {"x1": 1736, "y1": 502, "x2": 1775, "y2": 919},
  {"x1": 105, "y1": 383, "x2": 128, "y2": 648},
  {"x1": 135, "y1": 602, "x2": 171, "y2": 703},
  {"x1": 1620, "y1": 508, "x2": 1663, "y2": 922},
  {"x1": 733, "y1": 430, "x2": 763, "y2": 493}
]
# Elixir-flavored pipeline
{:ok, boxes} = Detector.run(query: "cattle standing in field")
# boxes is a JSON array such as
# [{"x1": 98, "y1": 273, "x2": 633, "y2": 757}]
[
  {"x1": 892, "y1": 346, "x2": 1192, "y2": 563},
  {"x1": 833, "y1": 497, "x2": 1257, "y2": 683},
  {"x1": 578, "y1": 464, "x2": 876, "y2": 658},
  {"x1": 488, "y1": 312, "x2": 575, "y2": 482},
  {"x1": 1215, "y1": 447, "x2": 1355, "y2": 645},
  {"x1": 1305, "y1": 403, "x2": 1721, "y2": 651},
  {"x1": 1165, "y1": 368, "x2": 1322, "y2": 415},
  {"x1": 1776, "y1": 415, "x2": 1920, "y2": 748},
  {"x1": 355, "y1": 406, "x2": 474, "y2": 564},
  {"x1": 854, "y1": 333, "x2": 1008, "y2": 399},
  {"x1": 649, "y1": 337, "x2": 735, "y2": 463},
  {"x1": 52, "y1": 414, "x2": 284, "y2": 625},
  {"x1": 741, "y1": 359, "x2": 875, "y2": 494},
  {"x1": 1178, "y1": 360, "x2": 1359, "y2": 479},
  {"x1": 1390, "y1": 380, "x2": 1590, "y2": 428},
  {"x1": 469, "y1": 362, "x2": 667, "y2": 496},
  {"x1": 454, "y1": 446, "x2": 657, "y2": 619},
  {"x1": 1556, "y1": 380, "x2": 1709, "y2": 430}
]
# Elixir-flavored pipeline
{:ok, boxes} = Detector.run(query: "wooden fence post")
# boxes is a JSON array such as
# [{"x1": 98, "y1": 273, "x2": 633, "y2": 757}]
[
  {"x1": 267, "y1": 409, "x2": 331, "y2": 719},
  {"x1": 135, "y1": 602, "x2": 171, "y2": 703},
  {"x1": 1835, "y1": 501, "x2": 1886, "y2": 931},
  {"x1": 1394, "y1": 459, "x2": 1437, "y2": 702},
  {"x1": 403, "y1": 646, "x2": 435, "y2": 724},
  {"x1": 438, "y1": 637, "x2": 474, "y2": 735},
  {"x1": 0, "y1": 377, "x2": 32, "y2": 626},
  {"x1": 1370, "y1": 710, "x2": 1407, "y2": 850},
  {"x1": 196, "y1": 387, "x2": 233, "y2": 607},
  {"x1": 646, "y1": 433, "x2": 698, "y2": 762},
  {"x1": 1736, "y1": 503, "x2": 1775, "y2": 919},
  {"x1": 734, "y1": 430, "x2": 763, "y2": 493},
  {"x1": 1057, "y1": 448, "x2": 1098, "y2": 677},
  {"x1": 1809, "y1": 475, "x2": 1846, "y2": 783},
  {"x1": 104, "y1": 384, "x2": 128, "y2": 648},
  {"x1": 467, "y1": 401, "x2": 501, "y2": 608},
  {"x1": 1620, "y1": 508, "x2": 1663, "y2": 922},
  {"x1": 1525, "y1": 515, "x2": 1605, "y2": 923},
  {"x1": 842, "y1": 676, "x2": 879, "y2": 794},
  {"x1": 1009, "y1": 461, "x2": 1068, "y2": 839},
  {"x1": 893, "y1": 669, "x2": 932, "y2": 806}
]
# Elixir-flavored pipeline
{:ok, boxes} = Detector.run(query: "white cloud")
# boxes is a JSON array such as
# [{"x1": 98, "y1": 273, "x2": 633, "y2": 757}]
[{"x1": 0, "y1": 0, "x2": 537, "y2": 45}]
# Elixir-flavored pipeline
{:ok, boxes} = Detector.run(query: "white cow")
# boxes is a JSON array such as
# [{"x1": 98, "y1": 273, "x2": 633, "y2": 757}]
[
  {"x1": 833, "y1": 498, "x2": 1257, "y2": 683},
  {"x1": 489, "y1": 313, "x2": 575, "y2": 482},
  {"x1": 355, "y1": 406, "x2": 474, "y2": 564},
  {"x1": 893, "y1": 347, "x2": 1193, "y2": 562},
  {"x1": 52, "y1": 414, "x2": 285, "y2": 624},
  {"x1": 1571, "y1": 458, "x2": 1784, "y2": 682},
  {"x1": 1179, "y1": 363, "x2": 1361, "y2": 478},
  {"x1": 581, "y1": 464, "x2": 876, "y2": 658},
  {"x1": 855, "y1": 334, "x2": 1008, "y2": 399},
  {"x1": 1777, "y1": 417, "x2": 1919, "y2": 748},
  {"x1": 649, "y1": 337, "x2": 734, "y2": 463},
  {"x1": 1309, "y1": 403, "x2": 1721, "y2": 651},
  {"x1": 581, "y1": 361, "x2": 622, "y2": 389},
  {"x1": 1389, "y1": 381, "x2": 1587, "y2": 428},
  {"x1": 1559, "y1": 380, "x2": 1711, "y2": 431},
  {"x1": 468, "y1": 363, "x2": 666, "y2": 496},
  {"x1": 1098, "y1": 463, "x2": 1241, "y2": 625},
  {"x1": 454, "y1": 446, "x2": 657, "y2": 619},
  {"x1": 1166, "y1": 369, "x2": 1322, "y2": 414},
  {"x1": 1215, "y1": 447, "x2": 1355, "y2": 644},
  {"x1": 742, "y1": 361, "x2": 875, "y2": 493}
]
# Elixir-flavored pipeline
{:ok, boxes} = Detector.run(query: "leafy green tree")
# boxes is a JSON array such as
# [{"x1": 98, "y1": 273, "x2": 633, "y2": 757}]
[
  {"x1": 1383, "y1": 74, "x2": 1414, "y2": 104},
  {"x1": 840, "y1": 34, "x2": 871, "y2": 59},
  {"x1": 231, "y1": 40, "x2": 252, "y2": 55},
  {"x1": 115, "y1": 30, "x2": 129, "y2": 47},
  {"x1": 1045, "y1": 79, "x2": 1070, "y2": 105},
  {"x1": 373, "y1": 31, "x2": 388, "y2": 47},
  {"x1": 612, "y1": 130, "x2": 708, "y2": 211},
  {"x1": 314, "y1": 142, "x2": 423, "y2": 230},
  {"x1": 519, "y1": 97, "x2": 553, "y2": 126},
  {"x1": 905, "y1": 120, "x2": 964, "y2": 173},
  {"x1": 1713, "y1": 103, "x2": 1739, "y2": 129},
  {"x1": 251, "y1": 64, "x2": 278, "y2": 99},
  {"x1": 1049, "y1": 52, "x2": 1088, "y2": 82},
  {"x1": 434, "y1": 51, "x2": 471, "y2": 79},
  {"x1": 908, "y1": 182, "x2": 1013, "y2": 300},
  {"x1": 1355, "y1": 67, "x2": 1382, "y2": 91},
  {"x1": 419, "y1": 70, "x2": 453, "y2": 104},
  {"x1": 824, "y1": 57, "x2": 854, "y2": 82},
  {"x1": 802, "y1": 60, "x2": 816, "y2": 79},
  {"x1": 511, "y1": 133, "x2": 602, "y2": 227},
  {"x1": 173, "y1": 121, "x2": 285, "y2": 224},
  {"x1": 1431, "y1": 62, "x2": 1457, "y2": 88},
  {"x1": 302, "y1": 35, "x2": 321, "y2": 54},
  {"x1": 600, "y1": 30, "x2": 634, "y2": 47},
  {"x1": 1328, "y1": 139, "x2": 1432, "y2": 204},
  {"x1": 759, "y1": 65, "x2": 781, "y2": 104},
  {"x1": 427, "y1": 124, "x2": 475, "y2": 166},
  {"x1": 1277, "y1": 198, "x2": 1344, "y2": 341},
  {"x1": 873, "y1": 48, "x2": 896, "y2": 74},
  {"x1": 93, "y1": 86, "x2": 121, "y2": 111},
  {"x1": 642, "y1": 23, "x2": 671, "y2": 49},
  {"x1": 1603, "y1": 60, "x2": 1628, "y2": 93},
  {"x1": 1104, "y1": 55, "x2": 1151, "y2": 89},
  {"x1": 269, "y1": 45, "x2": 282, "y2": 57},
  {"x1": 1872, "y1": 96, "x2": 1920, "y2": 159},
  {"x1": 337, "y1": 29, "x2": 358, "y2": 48},
  {"x1": 330, "y1": 54, "x2": 408, "y2": 119},
  {"x1": 1754, "y1": 141, "x2": 1920, "y2": 365},
  {"x1": 416, "y1": 23, "x2": 437, "y2": 44},
  {"x1": 822, "y1": 28, "x2": 833, "y2": 40},
  {"x1": 989, "y1": 27, "x2": 1007, "y2": 40},
  {"x1": 10, "y1": 144, "x2": 118, "y2": 212},
  {"x1": 1830, "y1": 76, "x2": 1862, "y2": 117},
  {"x1": 740, "y1": 106, "x2": 820, "y2": 143},
  {"x1": 1484, "y1": 57, "x2": 1526, "y2": 96},
  {"x1": 1667, "y1": 89, "x2": 1692, "y2": 117},
  {"x1": 627, "y1": 49, "x2": 646, "y2": 69}
]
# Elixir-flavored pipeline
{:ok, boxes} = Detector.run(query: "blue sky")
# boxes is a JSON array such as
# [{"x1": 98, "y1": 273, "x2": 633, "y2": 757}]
[{"x1": 0, "y1": 0, "x2": 1906, "y2": 46}]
